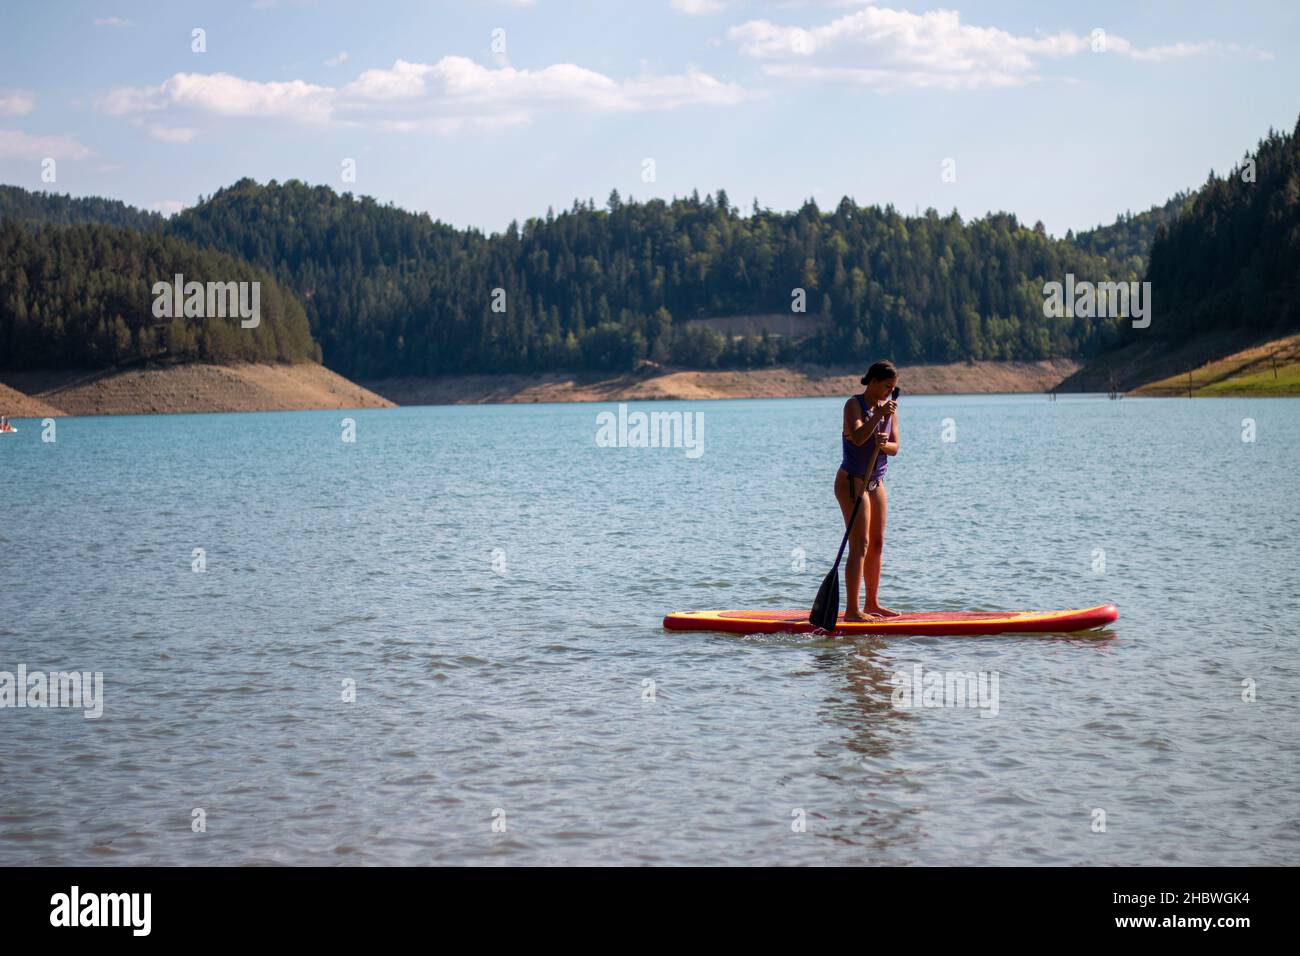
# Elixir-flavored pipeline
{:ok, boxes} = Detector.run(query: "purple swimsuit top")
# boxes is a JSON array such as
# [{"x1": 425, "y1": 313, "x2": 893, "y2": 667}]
[{"x1": 841, "y1": 393, "x2": 890, "y2": 481}]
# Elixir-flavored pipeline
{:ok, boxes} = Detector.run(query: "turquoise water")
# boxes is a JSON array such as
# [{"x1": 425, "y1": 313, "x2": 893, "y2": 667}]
[{"x1": 1, "y1": 394, "x2": 1297, "y2": 865}]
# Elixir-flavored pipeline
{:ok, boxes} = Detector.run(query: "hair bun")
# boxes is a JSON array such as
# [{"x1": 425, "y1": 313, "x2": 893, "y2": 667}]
[{"x1": 861, "y1": 359, "x2": 898, "y2": 386}]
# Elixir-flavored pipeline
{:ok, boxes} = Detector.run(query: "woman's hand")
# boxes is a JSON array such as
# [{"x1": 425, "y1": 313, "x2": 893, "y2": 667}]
[
  {"x1": 865, "y1": 400, "x2": 895, "y2": 428},
  {"x1": 878, "y1": 405, "x2": 900, "y2": 456}
]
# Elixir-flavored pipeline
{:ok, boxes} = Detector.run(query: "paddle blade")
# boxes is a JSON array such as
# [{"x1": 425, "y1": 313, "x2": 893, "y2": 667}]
[{"x1": 808, "y1": 567, "x2": 840, "y2": 632}]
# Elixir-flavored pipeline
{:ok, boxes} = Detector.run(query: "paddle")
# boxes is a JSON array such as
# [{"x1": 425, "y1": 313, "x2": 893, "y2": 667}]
[{"x1": 808, "y1": 386, "x2": 898, "y2": 632}]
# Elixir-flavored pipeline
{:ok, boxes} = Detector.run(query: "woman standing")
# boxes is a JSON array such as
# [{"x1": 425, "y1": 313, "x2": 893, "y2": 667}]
[{"x1": 835, "y1": 361, "x2": 900, "y2": 621}]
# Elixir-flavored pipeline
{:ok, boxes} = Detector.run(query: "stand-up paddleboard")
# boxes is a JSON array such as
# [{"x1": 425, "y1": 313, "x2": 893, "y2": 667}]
[{"x1": 663, "y1": 603, "x2": 1118, "y2": 637}]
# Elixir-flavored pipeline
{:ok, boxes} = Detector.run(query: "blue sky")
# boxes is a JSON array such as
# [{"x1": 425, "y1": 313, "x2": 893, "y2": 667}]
[{"x1": 1, "y1": 0, "x2": 1296, "y2": 236}]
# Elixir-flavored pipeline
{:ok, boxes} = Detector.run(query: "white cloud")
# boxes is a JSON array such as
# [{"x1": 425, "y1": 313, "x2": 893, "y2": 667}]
[
  {"x1": 672, "y1": 0, "x2": 732, "y2": 14},
  {"x1": 0, "y1": 129, "x2": 93, "y2": 160},
  {"x1": 101, "y1": 73, "x2": 335, "y2": 124},
  {"x1": 0, "y1": 90, "x2": 36, "y2": 116},
  {"x1": 325, "y1": 51, "x2": 350, "y2": 67},
  {"x1": 148, "y1": 125, "x2": 197, "y2": 143},
  {"x1": 97, "y1": 85, "x2": 168, "y2": 114},
  {"x1": 342, "y1": 56, "x2": 745, "y2": 112},
  {"x1": 94, "y1": 16, "x2": 131, "y2": 27},
  {"x1": 345, "y1": 60, "x2": 436, "y2": 100},
  {"x1": 149, "y1": 200, "x2": 188, "y2": 216},
  {"x1": 729, "y1": 5, "x2": 1224, "y2": 91},
  {"x1": 98, "y1": 59, "x2": 746, "y2": 135},
  {"x1": 167, "y1": 74, "x2": 334, "y2": 121}
]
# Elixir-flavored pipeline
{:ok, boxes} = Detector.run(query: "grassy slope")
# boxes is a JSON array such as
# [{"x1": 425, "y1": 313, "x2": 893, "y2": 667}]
[
  {"x1": 1058, "y1": 330, "x2": 1300, "y2": 396},
  {"x1": 1133, "y1": 332, "x2": 1300, "y2": 396}
]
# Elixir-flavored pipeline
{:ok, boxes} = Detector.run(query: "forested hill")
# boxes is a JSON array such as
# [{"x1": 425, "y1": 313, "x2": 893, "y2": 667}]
[
  {"x1": 12, "y1": 113, "x2": 1297, "y2": 379},
  {"x1": 160, "y1": 180, "x2": 1124, "y2": 378},
  {"x1": 167, "y1": 179, "x2": 484, "y2": 378},
  {"x1": 1069, "y1": 193, "x2": 1192, "y2": 279},
  {"x1": 1132, "y1": 118, "x2": 1300, "y2": 343},
  {"x1": 0, "y1": 221, "x2": 317, "y2": 368},
  {"x1": 0, "y1": 185, "x2": 164, "y2": 232}
]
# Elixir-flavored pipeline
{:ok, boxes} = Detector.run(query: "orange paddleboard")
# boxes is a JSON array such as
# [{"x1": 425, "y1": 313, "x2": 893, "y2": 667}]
[{"x1": 663, "y1": 603, "x2": 1118, "y2": 637}]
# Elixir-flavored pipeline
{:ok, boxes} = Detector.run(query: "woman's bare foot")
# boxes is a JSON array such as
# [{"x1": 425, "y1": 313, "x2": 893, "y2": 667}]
[
  {"x1": 864, "y1": 604, "x2": 901, "y2": 618},
  {"x1": 844, "y1": 609, "x2": 884, "y2": 622}
]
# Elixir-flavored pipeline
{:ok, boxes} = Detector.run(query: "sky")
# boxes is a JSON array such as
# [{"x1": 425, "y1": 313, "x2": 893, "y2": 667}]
[{"x1": 1, "y1": 0, "x2": 1297, "y2": 237}]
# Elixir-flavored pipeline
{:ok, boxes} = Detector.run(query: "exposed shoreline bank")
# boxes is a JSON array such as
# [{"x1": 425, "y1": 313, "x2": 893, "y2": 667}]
[
  {"x1": 363, "y1": 358, "x2": 1082, "y2": 406},
  {"x1": 6, "y1": 350, "x2": 1293, "y2": 420},
  {"x1": 0, "y1": 362, "x2": 393, "y2": 418},
  {"x1": 0, "y1": 382, "x2": 64, "y2": 418},
  {"x1": 0, "y1": 359, "x2": 1079, "y2": 417}
]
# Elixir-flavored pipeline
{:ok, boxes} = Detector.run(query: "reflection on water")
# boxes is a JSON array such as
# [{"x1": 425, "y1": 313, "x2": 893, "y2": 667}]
[{"x1": 814, "y1": 643, "x2": 928, "y2": 854}]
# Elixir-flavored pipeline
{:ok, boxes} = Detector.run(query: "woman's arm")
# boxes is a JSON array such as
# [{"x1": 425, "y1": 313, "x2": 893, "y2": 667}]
[
  {"x1": 878, "y1": 411, "x2": 900, "y2": 456},
  {"x1": 843, "y1": 399, "x2": 891, "y2": 445}
]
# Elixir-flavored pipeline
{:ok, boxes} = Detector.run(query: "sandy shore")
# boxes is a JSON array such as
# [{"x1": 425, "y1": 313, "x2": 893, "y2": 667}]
[
  {"x1": 364, "y1": 358, "x2": 1081, "y2": 406},
  {"x1": 1, "y1": 362, "x2": 394, "y2": 417}
]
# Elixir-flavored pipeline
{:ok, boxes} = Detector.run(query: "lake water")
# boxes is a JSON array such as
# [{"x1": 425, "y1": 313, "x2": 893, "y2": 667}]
[{"x1": 2, "y1": 394, "x2": 1297, "y2": 865}]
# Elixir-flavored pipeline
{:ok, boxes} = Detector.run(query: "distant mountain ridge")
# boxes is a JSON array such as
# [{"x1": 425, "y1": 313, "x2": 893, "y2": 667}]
[
  {"x1": 0, "y1": 185, "x2": 165, "y2": 232},
  {"x1": 165, "y1": 181, "x2": 1130, "y2": 377},
  {"x1": 5, "y1": 116, "x2": 1298, "y2": 389},
  {"x1": 1, "y1": 179, "x2": 1155, "y2": 377}
]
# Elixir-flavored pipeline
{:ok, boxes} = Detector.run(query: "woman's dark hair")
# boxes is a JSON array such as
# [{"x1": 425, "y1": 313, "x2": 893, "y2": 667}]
[{"x1": 861, "y1": 360, "x2": 898, "y2": 386}]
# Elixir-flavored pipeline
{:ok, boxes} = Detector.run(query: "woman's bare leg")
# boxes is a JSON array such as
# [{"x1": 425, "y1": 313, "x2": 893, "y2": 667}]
[
  {"x1": 863, "y1": 481, "x2": 898, "y2": 616},
  {"x1": 834, "y1": 470, "x2": 873, "y2": 621}
]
